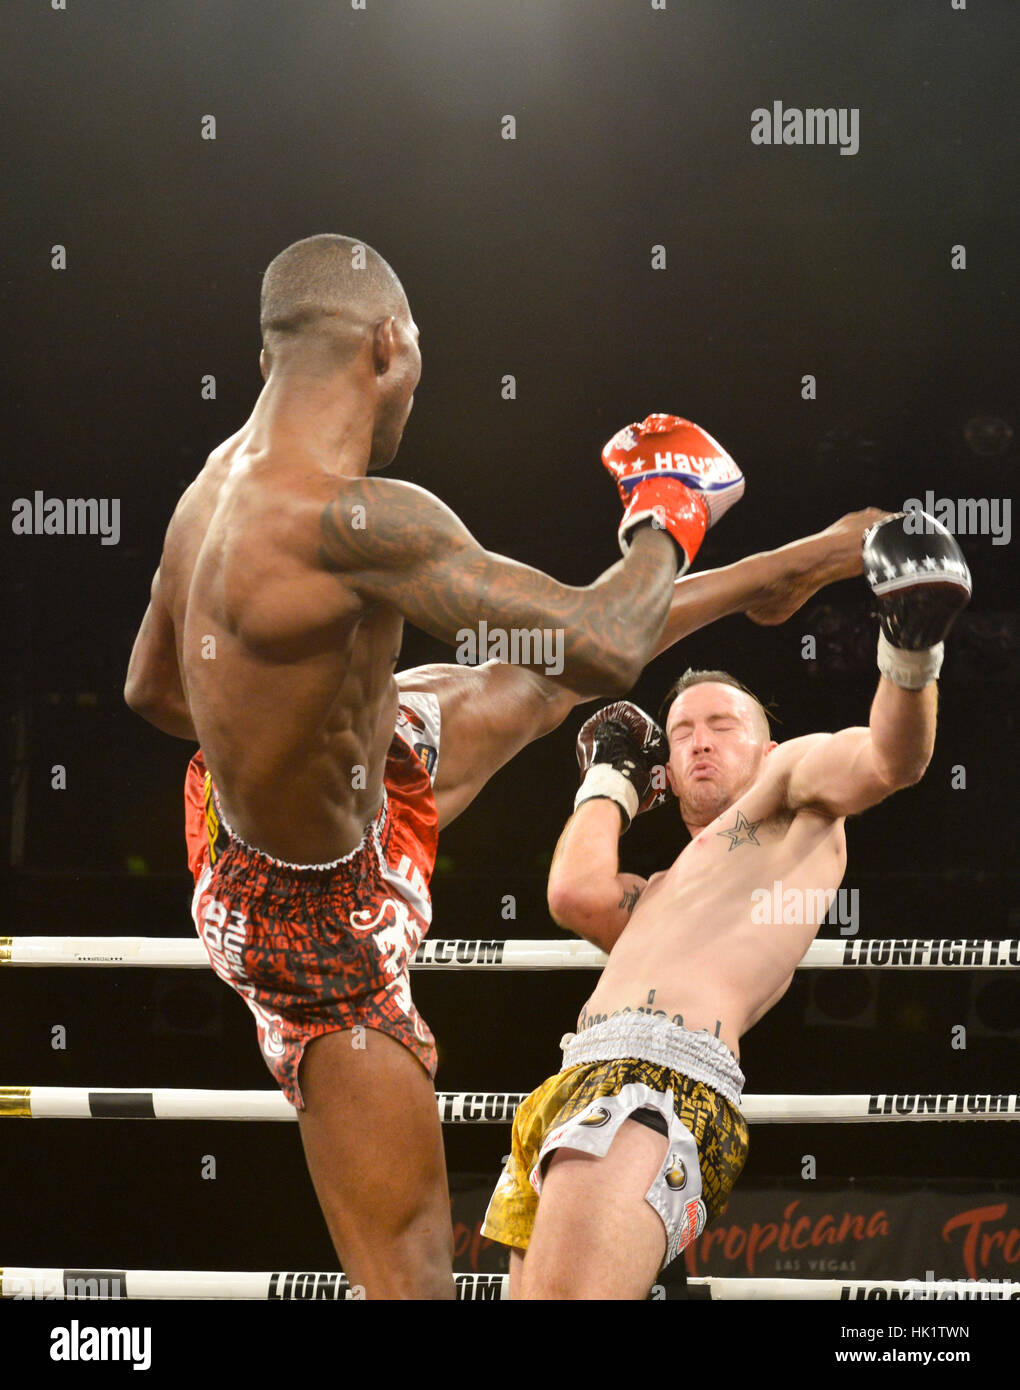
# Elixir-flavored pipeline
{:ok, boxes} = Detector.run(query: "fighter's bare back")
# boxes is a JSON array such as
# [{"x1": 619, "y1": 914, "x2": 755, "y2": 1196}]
[{"x1": 159, "y1": 437, "x2": 406, "y2": 865}]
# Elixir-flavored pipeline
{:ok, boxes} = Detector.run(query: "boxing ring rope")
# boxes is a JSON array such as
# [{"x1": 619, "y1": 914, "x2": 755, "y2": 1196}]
[
  {"x1": 7, "y1": 935, "x2": 1015, "y2": 1299},
  {"x1": 1, "y1": 1268, "x2": 1016, "y2": 1301},
  {"x1": 2, "y1": 1086, "x2": 1017, "y2": 1123},
  {"x1": 3, "y1": 936, "x2": 1019, "y2": 969}
]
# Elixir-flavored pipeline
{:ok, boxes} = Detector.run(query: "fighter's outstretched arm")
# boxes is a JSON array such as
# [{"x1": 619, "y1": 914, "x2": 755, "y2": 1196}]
[
  {"x1": 397, "y1": 510, "x2": 888, "y2": 830},
  {"x1": 783, "y1": 508, "x2": 969, "y2": 818},
  {"x1": 781, "y1": 677, "x2": 937, "y2": 819},
  {"x1": 323, "y1": 477, "x2": 677, "y2": 698}
]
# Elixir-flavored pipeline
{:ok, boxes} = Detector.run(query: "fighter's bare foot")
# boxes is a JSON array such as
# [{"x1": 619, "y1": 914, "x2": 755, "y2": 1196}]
[{"x1": 745, "y1": 508, "x2": 889, "y2": 625}]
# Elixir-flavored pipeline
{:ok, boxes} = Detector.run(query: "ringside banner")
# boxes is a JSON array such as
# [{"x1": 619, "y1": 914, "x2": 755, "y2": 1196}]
[{"x1": 450, "y1": 1181, "x2": 1020, "y2": 1284}]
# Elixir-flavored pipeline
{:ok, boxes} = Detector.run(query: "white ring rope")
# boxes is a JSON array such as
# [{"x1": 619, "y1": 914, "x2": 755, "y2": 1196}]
[
  {"x1": 2, "y1": 936, "x2": 1018, "y2": 969},
  {"x1": 2, "y1": 1087, "x2": 1017, "y2": 1123},
  {"x1": 0, "y1": 1268, "x2": 1015, "y2": 1300}
]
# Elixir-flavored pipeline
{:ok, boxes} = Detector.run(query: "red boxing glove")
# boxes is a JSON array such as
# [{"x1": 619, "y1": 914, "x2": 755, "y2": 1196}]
[{"x1": 602, "y1": 414, "x2": 744, "y2": 576}]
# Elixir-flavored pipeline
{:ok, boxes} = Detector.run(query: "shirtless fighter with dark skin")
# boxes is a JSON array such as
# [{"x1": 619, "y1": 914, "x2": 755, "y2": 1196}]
[{"x1": 125, "y1": 232, "x2": 881, "y2": 1299}]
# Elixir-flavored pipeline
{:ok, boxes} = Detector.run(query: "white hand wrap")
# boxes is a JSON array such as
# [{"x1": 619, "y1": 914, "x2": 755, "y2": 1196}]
[
  {"x1": 877, "y1": 630, "x2": 944, "y2": 689},
  {"x1": 573, "y1": 764, "x2": 639, "y2": 830}
]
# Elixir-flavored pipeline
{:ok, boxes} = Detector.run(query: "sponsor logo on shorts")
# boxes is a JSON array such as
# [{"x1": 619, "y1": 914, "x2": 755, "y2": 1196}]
[
  {"x1": 664, "y1": 1155, "x2": 687, "y2": 1190},
  {"x1": 203, "y1": 773, "x2": 228, "y2": 865},
  {"x1": 349, "y1": 895, "x2": 422, "y2": 979},
  {"x1": 579, "y1": 1104, "x2": 612, "y2": 1128},
  {"x1": 199, "y1": 896, "x2": 249, "y2": 976},
  {"x1": 672, "y1": 1197, "x2": 706, "y2": 1257},
  {"x1": 247, "y1": 998, "x2": 286, "y2": 1058},
  {"x1": 413, "y1": 742, "x2": 437, "y2": 775}
]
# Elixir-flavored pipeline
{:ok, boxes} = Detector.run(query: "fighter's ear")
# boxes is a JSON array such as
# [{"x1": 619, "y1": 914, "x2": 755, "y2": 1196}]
[
  {"x1": 259, "y1": 348, "x2": 269, "y2": 381},
  {"x1": 762, "y1": 740, "x2": 779, "y2": 758},
  {"x1": 372, "y1": 317, "x2": 396, "y2": 374}
]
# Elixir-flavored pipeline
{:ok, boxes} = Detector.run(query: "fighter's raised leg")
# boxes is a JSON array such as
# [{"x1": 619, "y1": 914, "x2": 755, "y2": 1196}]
[{"x1": 395, "y1": 510, "x2": 887, "y2": 833}]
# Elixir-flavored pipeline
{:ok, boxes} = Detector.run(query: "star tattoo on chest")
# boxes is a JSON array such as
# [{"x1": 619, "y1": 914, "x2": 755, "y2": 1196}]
[{"x1": 716, "y1": 809, "x2": 762, "y2": 851}]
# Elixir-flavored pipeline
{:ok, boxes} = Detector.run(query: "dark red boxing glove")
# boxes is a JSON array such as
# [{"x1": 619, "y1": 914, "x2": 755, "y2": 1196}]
[
  {"x1": 602, "y1": 414, "x2": 744, "y2": 576},
  {"x1": 574, "y1": 701, "x2": 670, "y2": 832}
]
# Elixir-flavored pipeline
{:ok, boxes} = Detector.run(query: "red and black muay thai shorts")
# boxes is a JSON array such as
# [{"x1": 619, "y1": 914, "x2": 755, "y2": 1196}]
[{"x1": 184, "y1": 694, "x2": 442, "y2": 1109}]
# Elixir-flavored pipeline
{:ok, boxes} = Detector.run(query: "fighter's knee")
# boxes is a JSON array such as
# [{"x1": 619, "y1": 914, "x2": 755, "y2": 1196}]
[
  {"x1": 519, "y1": 1263, "x2": 587, "y2": 1301},
  {"x1": 385, "y1": 1215, "x2": 455, "y2": 1298},
  {"x1": 371, "y1": 1238, "x2": 454, "y2": 1300},
  {"x1": 414, "y1": 1258, "x2": 456, "y2": 1301}
]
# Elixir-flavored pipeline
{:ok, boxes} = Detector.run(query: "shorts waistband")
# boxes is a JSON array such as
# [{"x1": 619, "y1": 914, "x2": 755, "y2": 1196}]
[
  {"x1": 213, "y1": 787, "x2": 388, "y2": 875},
  {"x1": 559, "y1": 1015, "x2": 744, "y2": 1108}
]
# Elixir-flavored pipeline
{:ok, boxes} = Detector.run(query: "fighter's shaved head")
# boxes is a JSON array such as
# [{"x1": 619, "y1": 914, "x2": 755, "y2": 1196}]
[
  {"x1": 260, "y1": 234, "x2": 408, "y2": 364},
  {"x1": 661, "y1": 668, "x2": 773, "y2": 742}
]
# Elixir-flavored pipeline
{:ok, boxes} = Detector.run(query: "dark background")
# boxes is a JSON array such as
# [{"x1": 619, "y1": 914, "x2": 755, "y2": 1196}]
[{"x1": 2, "y1": 0, "x2": 1017, "y2": 1278}]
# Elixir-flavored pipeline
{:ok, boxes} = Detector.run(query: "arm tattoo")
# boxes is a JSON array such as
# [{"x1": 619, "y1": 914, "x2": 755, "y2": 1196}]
[
  {"x1": 317, "y1": 479, "x2": 676, "y2": 692},
  {"x1": 618, "y1": 885, "x2": 643, "y2": 912}
]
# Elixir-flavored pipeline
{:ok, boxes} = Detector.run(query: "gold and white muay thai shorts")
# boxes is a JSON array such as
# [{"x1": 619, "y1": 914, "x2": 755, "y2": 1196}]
[{"x1": 482, "y1": 1015, "x2": 749, "y2": 1268}]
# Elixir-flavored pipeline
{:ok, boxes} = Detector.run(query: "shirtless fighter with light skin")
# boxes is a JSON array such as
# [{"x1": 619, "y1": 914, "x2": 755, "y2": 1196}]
[
  {"x1": 486, "y1": 514, "x2": 971, "y2": 1299},
  {"x1": 125, "y1": 232, "x2": 881, "y2": 1299}
]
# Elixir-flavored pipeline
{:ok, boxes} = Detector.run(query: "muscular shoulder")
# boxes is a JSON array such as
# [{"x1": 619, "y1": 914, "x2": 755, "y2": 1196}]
[
  {"x1": 158, "y1": 464, "x2": 229, "y2": 613},
  {"x1": 167, "y1": 455, "x2": 358, "y2": 640},
  {"x1": 319, "y1": 476, "x2": 467, "y2": 575},
  {"x1": 756, "y1": 734, "x2": 842, "y2": 819},
  {"x1": 765, "y1": 733, "x2": 833, "y2": 776}
]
